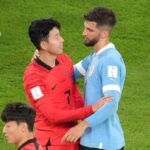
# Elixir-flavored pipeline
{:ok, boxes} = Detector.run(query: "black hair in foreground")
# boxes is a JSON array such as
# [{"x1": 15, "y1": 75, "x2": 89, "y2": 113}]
[{"x1": 1, "y1": 102, "x2": 36, "y2": 131}]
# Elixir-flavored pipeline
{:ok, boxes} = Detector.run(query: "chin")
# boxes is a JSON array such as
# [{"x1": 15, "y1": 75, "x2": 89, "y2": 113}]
[{"x1": 58, "y1": 49, "x2": 63, "y2": 54}]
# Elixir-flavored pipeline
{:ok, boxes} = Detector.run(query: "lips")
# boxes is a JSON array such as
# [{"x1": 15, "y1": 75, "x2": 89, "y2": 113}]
[
  {"x1": 84, "y1": 37, "x2": 89, "y2": 41},
  {"x1": 84, "y1": 38, "x2": 89, "y2": 43},
  {"x1": 4, "y1": 135, "x2": 8, "y2": 138}
]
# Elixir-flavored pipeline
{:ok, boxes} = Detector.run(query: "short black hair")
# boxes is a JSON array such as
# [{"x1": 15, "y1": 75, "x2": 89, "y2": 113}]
[
  {"x1": 28, "y1": 18, "x2": 61, "y2": 50},
  {"x1": 1, "y1": 102, "x2": 36, "y2": 132},
  {"x1": 84, "y1": 7, "x2": 116, "y2": 27}
]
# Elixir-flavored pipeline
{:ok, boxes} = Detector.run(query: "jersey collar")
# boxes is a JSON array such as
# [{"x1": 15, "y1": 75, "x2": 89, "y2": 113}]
[
  {"x1": 95, "y1": 43, "x2": 115, "y2": 55},
  {"x1": 34, "y1": 57, "x2": 59, "y2": 70},
  {"x1": 17, "y1": 138, "x2": 37, "y2": 150}
]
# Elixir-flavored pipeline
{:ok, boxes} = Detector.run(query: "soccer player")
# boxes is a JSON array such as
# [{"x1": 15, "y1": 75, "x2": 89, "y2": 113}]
[
  {"x1": 62, "y1": 7, "x2": 126, "y2": 150},
  {"x1": 1, "y1": 102, "x2": 44, "y2": 150},
  {"x1": 24, "y1": 18, "x2": 112, "y2": 150}
]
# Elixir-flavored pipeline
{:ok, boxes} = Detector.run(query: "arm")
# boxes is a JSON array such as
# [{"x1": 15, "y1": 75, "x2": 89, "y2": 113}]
[
  {"x1": 62, "y1": 92, "x2": 113, "y2": 143},
  {"x1": 62, "y1": 56, "x2": 126, "y2": 143},
  {"x1": 85, "y1": 57, "x2": 126, "y2": 127},
  {"x1": 32, "y1": 51, "x2": 89, "y2": 79},
  {"x1": 24, "y1": 74, "x2": 112, "y2": 124},
  {"x1": 73, "y1": 54, "x2": 92, "y2": 79}
]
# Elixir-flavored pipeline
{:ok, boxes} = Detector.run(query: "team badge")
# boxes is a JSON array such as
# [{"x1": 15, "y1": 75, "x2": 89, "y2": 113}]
[
  {"x1": 108, "y1": 65, "x2": 118, "y2": 78},
  {"x1": 30, "y1": 86, "x2": 44, "y2": 100}
]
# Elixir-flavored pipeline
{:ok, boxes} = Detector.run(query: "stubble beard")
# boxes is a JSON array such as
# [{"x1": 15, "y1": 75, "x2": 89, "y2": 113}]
[{"x1": 83, "y1": 38, "x2": 99, "y2": 47}]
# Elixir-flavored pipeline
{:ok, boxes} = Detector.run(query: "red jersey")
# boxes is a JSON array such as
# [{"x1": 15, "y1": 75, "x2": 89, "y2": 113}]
[
  {"x1": 24, "y1": 54, "x2": 93, "y2": 150},
  {"x1": 18, "y1": 138, "x2": 44, "y2": 150}
]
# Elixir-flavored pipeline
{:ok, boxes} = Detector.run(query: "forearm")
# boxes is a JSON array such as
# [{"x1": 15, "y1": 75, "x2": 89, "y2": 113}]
[
  {"x1": 86, "y1": 92, "x2": 120, "y2": 127},
  {"x1": 38, "y1": 101, "x2": 94, "y2": 124},
  {"x1": 61, "y1": 119, "x2": 90, "y2": 143},
  {"x1": 40, "y1": 95, "x2": 112, "y2": 124}
]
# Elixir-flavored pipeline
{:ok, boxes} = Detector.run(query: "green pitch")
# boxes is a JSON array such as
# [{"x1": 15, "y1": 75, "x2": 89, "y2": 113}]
[{"x1": 0, "y1": 0, "x2": 150, "y2": 149}]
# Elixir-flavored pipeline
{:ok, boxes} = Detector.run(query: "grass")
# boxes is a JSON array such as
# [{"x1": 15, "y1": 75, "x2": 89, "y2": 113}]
[{"x1": 0, "y1": 0, "x2": 150, "y2": 149}]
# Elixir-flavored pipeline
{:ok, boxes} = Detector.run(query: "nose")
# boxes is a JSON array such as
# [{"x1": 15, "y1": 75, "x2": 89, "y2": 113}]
[
  {"x1": 82, "y1": 29, "x2": 87, "y2": 36},
  {"x1": 60, "y1": 36, "x2": 64, "y2": 43},
  {"x1": 3, "y1": 125, "x2": 6, "y2": 134}
]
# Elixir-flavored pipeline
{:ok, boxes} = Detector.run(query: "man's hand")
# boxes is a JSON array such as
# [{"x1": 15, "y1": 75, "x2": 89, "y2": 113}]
[
  {"x1": 31, "y1": 50, "x2": 39, "y2": 61},
  {"x1": 61, "y1": 120, "x2": 89, "y2": 143},
  {"x1": 92, "y1": 95, "x2": 112, "y2": 112}
]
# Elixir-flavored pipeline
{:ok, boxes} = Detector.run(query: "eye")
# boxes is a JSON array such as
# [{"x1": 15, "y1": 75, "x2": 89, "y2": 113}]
[
  {"x1": 55, "y1": 34, "x2": 62, "y2": 40},
  {"x1": 6, "y1": 125, "x2": 10, "y2": 128}
]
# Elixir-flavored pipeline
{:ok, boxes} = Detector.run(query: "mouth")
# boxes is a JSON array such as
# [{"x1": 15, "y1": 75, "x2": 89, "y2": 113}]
[
  {"x1": 4, "y1": 134, "x2": 9, "y2": 139},
  {"x1": 5, "y1": 136, "x2": 8, "y2": 139},
  {"x1": 84, "y1": 38, "x2": 89, "y2": 43},
  {"x1": 84, "y1": 37, "x2": 89, "y2": 41}
]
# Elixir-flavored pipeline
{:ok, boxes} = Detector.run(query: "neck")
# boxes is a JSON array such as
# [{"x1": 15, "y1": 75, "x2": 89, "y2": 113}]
[
  {"x1": 16, "y1": 132, "x2": 33, "y2": 148},
  {"x1": 93, "y1": 38, "x2": 110, "y2": 52},
  {"x1": 38, "y1": 50, "x2": 57, "y2": 67}
]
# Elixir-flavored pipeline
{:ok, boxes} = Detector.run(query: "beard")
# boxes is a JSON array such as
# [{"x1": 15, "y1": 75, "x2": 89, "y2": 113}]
[{"x1": 83, "y1": 37, "x2": 99, "y2": 47}]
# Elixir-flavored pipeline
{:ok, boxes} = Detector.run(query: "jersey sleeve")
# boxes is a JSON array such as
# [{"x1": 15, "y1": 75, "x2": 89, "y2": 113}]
[
  {"x1": 74, "y1": 54, "x2": 92, "y2": 79},
  {"x1": 24, "y1": 74, "x2": 94, "y2": 124},
  {"x1": 85, "y1": 57, "x2": 125, "y2": 127}
]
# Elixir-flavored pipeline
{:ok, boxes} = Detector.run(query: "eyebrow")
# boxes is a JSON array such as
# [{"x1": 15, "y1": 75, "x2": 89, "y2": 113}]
[{"x1": 86, "y1": 27, "x2": 95, "y2": 32}]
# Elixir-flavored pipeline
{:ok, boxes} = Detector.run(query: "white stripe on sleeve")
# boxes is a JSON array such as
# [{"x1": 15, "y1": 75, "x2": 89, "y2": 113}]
[
  {"x1": 102, "y1": 85, "x2": 121, "y2": 93},
  {"x1": 74, "y1": 61, "x2": 86, "y2": 76}
]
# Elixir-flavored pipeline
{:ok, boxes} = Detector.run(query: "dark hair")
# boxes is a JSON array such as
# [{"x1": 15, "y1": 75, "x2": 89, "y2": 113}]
[
  {"x1": 1, "y1": 102, "x2": 36, "y2": 132},
  {"x1": 84, "y1": 7, "x2": 116, "y2": 27},
  {"x1": 28, "y1": 18, "x2": 61, "y2": 50}
]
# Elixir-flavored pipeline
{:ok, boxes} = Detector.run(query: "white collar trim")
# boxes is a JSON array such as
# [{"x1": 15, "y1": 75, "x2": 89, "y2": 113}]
[{"x1": 95, "y1": 43, "x2": 115, "y2": 55}]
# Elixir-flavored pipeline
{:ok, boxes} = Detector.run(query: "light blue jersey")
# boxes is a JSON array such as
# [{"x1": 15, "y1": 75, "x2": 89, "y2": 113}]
[{"x1": 74, "y1": 43, "x2": 126, "y2": 150}]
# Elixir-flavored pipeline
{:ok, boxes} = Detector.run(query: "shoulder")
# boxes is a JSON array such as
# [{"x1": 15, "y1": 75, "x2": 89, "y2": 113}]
[
  {"x1": 102, "y1": 48, "x2": 123, "y2": 64},
  {"x1": 57, "y1": 53, "x2": 73, "y2": 63},
  {"x1": 57, "y1": 53, "x2": 73, "y2": 68},
  {"x1": 23, "y1": 61, "x2": 46, "y2": 86}
]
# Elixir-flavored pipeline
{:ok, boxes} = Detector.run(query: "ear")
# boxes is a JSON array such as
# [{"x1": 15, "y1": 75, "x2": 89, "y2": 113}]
[
  {"x1": 20, "y1": 122, "x2": 28, "y2": 133},
  {"x1": 40, "y1": 40, "x2": 48, "y2": 50},
  {"x1": 101, "y1": 30, "x2": 109, "y2": 39}
]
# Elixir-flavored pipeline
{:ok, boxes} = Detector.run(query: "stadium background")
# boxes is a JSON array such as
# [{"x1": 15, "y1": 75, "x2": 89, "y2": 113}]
[{"x1": 0, "y1": 0, "x2": 150, "y2": 149}]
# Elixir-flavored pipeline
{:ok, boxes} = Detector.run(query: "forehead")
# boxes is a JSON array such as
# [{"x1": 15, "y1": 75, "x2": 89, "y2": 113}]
[
  {"x1": 5, "y1": 121, "x2": 18, "y2": 126},
  {"x1": 49, "y1": 27, "x2": 60, "y2": 36},
  {"x1": 84, "y1": 21, "x2": 98, "y2": 28}
]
